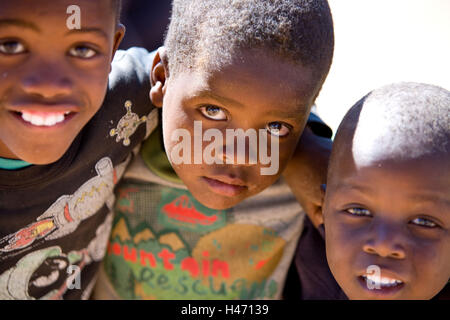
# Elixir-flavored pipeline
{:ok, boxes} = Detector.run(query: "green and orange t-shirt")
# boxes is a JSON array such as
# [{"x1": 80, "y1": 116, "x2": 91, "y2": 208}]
[{"x1": 94, "y1": 112, "x2": 331, "y2": 300}]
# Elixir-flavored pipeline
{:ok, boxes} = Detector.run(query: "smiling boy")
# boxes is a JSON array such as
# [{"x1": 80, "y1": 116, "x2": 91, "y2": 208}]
[
  {"x1": 0, "y1": 0, "x2": 124, "y2": 164},
  {"x1": 325, "y1": 82, "x2": 450, "y2": 299},
  {"x1": 0, "y1": 0, "x2": 158, "y2": 299},
  {"x1": 95, "y1": 0, "x2": 335, "y2": 300},
  {"x1": 290, "y1": 82, "x2": 450, "y2": 299}
]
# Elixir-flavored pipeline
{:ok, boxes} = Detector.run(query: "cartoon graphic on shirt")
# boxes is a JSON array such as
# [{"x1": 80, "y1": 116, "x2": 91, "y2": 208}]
[
  {"x1": 0, "y1": 246, "x2": 83, "y2": 300},
  {"x1": 104, "y1": 188, "x2": 285, "y2": 300},
  {"x1": 162, "y1": 195, "x2": 218, "y2": 226},
  {"x1": 0, "y1": 157, "x2": 129, "y2": 254},
  {"x1": 0, "y1": 220, "x2": 57, "y2": 253},
  {"x1": 0, "y1": 213, "x2": 113, "y2": 300},
  {"x1": 157, "y1": 190, "x2": 227, "y2": 233},
  {"x1": 110, "y1": 100, "x2": 147, "y2": 146}
]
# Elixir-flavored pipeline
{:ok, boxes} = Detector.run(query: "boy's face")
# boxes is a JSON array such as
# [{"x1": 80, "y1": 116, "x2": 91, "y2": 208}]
[
  {"x1": 154, "y1": 48, "x2": 320, "y2": 209},
  {"x1": 323, "y1": 153, "x2": 450, "y2": 299},
  {"x1": 0, "y1": 0, "x2": 124, "y2": 164}
]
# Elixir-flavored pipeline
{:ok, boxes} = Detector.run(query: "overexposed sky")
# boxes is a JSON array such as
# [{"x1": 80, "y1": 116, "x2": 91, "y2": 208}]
[{"x1": 316, "y1": 0, "x2": 450, "y2": 132}]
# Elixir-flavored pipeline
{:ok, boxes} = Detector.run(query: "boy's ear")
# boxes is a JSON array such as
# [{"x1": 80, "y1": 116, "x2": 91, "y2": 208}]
[
  {"x1": 309, "y1": 184, "x2": 325, "y2": 228},
  {"x1": 111, "y1": 24, "x2": 126, "y2": 62},
  {"x1": 150, "y1": 47, "x2": 169, "y2": 108}
]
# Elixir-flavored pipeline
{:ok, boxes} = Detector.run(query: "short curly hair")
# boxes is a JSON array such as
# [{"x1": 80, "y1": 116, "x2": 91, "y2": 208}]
[{"x1": 164, "y1": 0, "x2": 334, "y2": 82}]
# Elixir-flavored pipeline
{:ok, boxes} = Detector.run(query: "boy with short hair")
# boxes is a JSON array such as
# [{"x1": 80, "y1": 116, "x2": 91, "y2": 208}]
[
  {"x1": 94, "y1": 0, "x2": 335, "y2": 299},
  {"x1": 0, "y1": 0, "x2": 155, "y2": 299},
  {"x1": 289, "y1": 82, "x2": 450, "y2": 299},
  {"x1": 0, "y1": 0, "x2": 333, "y2": 300}
]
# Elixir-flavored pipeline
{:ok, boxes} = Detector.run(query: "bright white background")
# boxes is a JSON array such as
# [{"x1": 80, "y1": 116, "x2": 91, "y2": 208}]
[{"x1": 315, "y1": 0, "x2": 450, "y2": 132}]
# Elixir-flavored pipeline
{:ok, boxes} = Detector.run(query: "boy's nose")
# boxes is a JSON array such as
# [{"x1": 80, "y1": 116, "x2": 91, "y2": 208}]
[
  {"x1": 362, "y1": 223, "x2": 406, "y2": 259},
  {"x1": 212, "y1": 146, "x2": 254, "y2": 166},
  {"x1": 219, "y1": 141, "x2": 258, "y2": 166},
  {"x1": 21, "y1": 70, "x2": 73, "y2": 99}
]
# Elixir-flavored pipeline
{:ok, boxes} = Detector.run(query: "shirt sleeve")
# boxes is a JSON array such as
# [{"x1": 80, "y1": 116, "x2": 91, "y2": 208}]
[
  {"x1": 109, "y1": 47, "x2": 155, "y2": 90},
  {"x1": 107, "y1": 47, "x2": 158, "y2": 141},
  {"x1": 307, "y1": 105, "x2": 333, "y2": 139}
]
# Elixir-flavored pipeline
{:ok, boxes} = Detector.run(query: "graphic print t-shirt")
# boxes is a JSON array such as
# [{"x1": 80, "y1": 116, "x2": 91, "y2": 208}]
[
  {"x1": 0, "y1": 48, "x2": 155, "y2": 300},
  {"x1": 94, "y1": 121, "x2": 328, "y2": 300}
]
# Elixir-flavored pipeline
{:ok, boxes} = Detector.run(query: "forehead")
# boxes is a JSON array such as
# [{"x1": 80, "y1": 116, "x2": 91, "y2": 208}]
[
  {"x1": 329, "y1": 151, "x2": 450, "y2": 206},
  {"x1": 0, "y1": 0, "x2": 114, "y2": 31},
  {"x1": 173, "y1": 48, "x2": 319, "y2": 121}
]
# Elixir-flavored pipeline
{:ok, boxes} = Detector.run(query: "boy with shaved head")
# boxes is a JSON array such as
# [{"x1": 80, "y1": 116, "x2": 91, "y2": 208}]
[{"x1": 289, "y1": 82, "x2": 450, "y2": 299}]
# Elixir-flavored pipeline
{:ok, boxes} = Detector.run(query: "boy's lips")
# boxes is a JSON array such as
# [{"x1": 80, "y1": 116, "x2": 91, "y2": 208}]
[
  {"x1": 202, "y1": 176, "x2": 248, "y2": 197},
  {"x1": 357, "y1": 269, "x2": 406, "y2": 298}
]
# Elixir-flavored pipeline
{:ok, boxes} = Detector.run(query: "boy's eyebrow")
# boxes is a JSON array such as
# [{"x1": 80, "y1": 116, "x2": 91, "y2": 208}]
[
  {"x1": 410, "y1": 193, "x2": 450, "y2": 207},
  {"x1": 65, "y1": 28, "x2": 109, "y2": 40},
  {"x1": 334, "y1": 184, "x2": 372, "y2": 194},
  {"x1": 190, "y1": 90, "x2": 306, "y2": 120},
  {"x1": 189, "y1": 90, "x2": 244, "y2": 108},
  {"x1": 0, "y1": 19, "x2": 40, "y2": 32},
  {"x1": 264, "y1": 108, "x2": 307, "y2": 121},
  {"x1": 0, "y1": 20, "x2": 108, "y2": 40}
]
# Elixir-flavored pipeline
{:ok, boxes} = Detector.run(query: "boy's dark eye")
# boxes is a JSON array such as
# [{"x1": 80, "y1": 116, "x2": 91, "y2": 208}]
[
  {"x1": 0, "y1": 40, "x2": 26, "y2": 55},
  {"x1": 199, "y1": 105, "x2": 228, "y2": 121},
  {"x1": 345, "y1": 207, "x2": 371, "y2": 217},
  {"x1": 410, "y1": 217, "x2": 438, "y2": 228},
  {"x1": 266, "y1": 122, "x2": 290, "y2": 137},
  {"x1": 68, "y1": 45, "x2": 98, "y2": 59}
]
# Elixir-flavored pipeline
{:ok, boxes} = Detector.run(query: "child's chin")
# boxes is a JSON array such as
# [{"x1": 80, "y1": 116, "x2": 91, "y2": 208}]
[
  {"x1": 16, "y1": 148, "x2": 69, "y2": 165},
  {"x1": 194, "y1": 193, "x2": 243, "y2": 210}
]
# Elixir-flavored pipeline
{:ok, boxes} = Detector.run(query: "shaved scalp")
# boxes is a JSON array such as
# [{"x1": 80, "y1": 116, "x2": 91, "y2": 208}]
[
  {"x1": 329, "y1": 82, "x2": 450, "y2": 179},
  {"x1": 164, "y1": 0, "x2": 334, "y2": 83}
]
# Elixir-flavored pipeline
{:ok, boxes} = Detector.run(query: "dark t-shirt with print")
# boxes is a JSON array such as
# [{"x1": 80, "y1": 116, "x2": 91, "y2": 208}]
[{"x1": 0, "y1": 48, "x2": 155, "y2": 300}]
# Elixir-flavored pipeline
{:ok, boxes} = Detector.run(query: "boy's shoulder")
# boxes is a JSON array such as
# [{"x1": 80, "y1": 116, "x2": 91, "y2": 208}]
[
  {"x1": 109, "y1": 47, "x2": 156, "y2": 89},
  {"x1": 106, "y1": 47, "x2": 156, "y2": 119},
  {"x1": 96, "y1": 47, "x2": 158, "y2": 147},
  {"x1": 285, "y1": 216, "x2": 347, "y2": 300}
]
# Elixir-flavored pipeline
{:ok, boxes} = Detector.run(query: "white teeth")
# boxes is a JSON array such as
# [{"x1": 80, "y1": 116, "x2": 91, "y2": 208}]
[
  {"x1": 22, "y1": 112, "x2": 33, "y2": 122},
  {"x1": 363, "y1": 275, "x2": 403, "y2": 288},
  {"x1": 21, "y1": 111, "x2": 67, "y2": 127},
  {"x1": 30, "y1": 115, "x2": 45, "y2": 126},
  {"x1": 43, "y1": 115, "x2": 55, "y2": 126}
]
